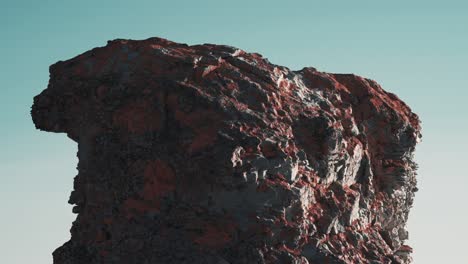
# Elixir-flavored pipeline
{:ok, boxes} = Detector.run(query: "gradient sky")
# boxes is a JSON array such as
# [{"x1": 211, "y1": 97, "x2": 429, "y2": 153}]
[{"x1": 1, "y1": 1, "x2": 466, "y2": 263}]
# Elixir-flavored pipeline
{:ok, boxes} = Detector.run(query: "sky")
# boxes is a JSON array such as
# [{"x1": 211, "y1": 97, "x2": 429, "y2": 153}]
[{"x1": 1, "y1": 0, "x2": 466, "y2": 263}]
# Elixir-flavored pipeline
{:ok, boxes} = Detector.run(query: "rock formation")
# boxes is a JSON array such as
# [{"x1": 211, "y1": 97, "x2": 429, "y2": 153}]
[{"x1": 31, "y1": 37, "x2": 421, "y2": 264}]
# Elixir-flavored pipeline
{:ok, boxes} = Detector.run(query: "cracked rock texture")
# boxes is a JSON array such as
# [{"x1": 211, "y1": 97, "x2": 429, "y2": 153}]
[{"x1": 31, "y1": 37, "x2": 421, "y2": 264}]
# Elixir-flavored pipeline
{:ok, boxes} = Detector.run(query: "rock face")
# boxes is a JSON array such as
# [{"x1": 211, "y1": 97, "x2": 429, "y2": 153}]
[{"x1": 31, "y1": 37, "x2": 421, "y2": 264}]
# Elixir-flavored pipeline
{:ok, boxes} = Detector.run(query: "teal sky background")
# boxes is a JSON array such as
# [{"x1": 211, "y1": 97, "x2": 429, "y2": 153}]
[{"x1": 1, "y1": 1, "x2": 466, "y2": 263}]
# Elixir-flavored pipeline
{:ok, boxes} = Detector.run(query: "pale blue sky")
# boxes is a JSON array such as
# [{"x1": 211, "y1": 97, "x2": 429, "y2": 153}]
[{"x1": 1, "y1": 1, "x2": 466, "y2": 263}]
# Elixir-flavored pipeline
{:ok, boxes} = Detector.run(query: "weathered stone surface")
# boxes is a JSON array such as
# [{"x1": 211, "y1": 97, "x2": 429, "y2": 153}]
[{"x1": 31, "y1": 37, "x2": 421, "y2": 264}]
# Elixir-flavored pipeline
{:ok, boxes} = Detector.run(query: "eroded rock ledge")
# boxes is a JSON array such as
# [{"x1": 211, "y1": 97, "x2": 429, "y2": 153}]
[{"x1": 31, "y1": 37, "x2": 421, "y2": 264}]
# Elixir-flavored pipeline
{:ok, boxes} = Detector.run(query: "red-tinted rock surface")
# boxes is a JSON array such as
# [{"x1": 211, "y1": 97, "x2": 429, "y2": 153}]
[{"x1": 31, "y1": 37, "x2": 421, "y2": 264}]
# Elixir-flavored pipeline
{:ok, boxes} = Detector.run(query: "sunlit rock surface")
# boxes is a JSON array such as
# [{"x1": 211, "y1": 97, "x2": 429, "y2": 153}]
[{"x1": 31, "y1": 37, "x2": 421, "y2": 264}]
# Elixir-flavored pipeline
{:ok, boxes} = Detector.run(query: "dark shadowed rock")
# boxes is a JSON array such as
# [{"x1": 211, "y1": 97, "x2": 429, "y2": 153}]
[{"x1": 31, "y1": 37, "x2": 421, "y2": 264}]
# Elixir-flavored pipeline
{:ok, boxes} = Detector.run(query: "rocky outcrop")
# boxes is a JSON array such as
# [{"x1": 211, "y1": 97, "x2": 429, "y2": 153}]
[{"x1": 31, "y1": 37, "x2": 421, "y2": 264}]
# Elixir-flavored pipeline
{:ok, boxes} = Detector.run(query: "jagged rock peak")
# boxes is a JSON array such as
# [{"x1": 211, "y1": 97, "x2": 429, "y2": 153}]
[{"x1": 32, "y1": 36, "x2": 421, "y2": 264}]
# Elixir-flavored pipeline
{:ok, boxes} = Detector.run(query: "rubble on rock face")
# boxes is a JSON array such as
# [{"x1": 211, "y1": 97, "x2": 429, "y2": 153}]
[{"x1": 31, "y1": 37, "x2": 421, "y2": 264}]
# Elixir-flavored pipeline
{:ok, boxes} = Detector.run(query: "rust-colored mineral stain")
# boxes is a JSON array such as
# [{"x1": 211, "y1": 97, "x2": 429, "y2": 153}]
[
  {"x1": 167, "y1": 94, "x2": 223, "y2": 153},
  {"x1": 95, "y1": 85, "x2": 109, "y2": 99},
  {"x1": 188, "y1": 126, "x2": 219, "y2": 153},
  {"x1": 193, "y1": 225, "x2": 232, "y2": 249},
  {"x1": 143, "y1": 159, "x2": 176, "y2": 201},
  {"x1": 113, "y1": 99, "x2": 161, "y2": 133},
  {"x1": 122, "y1": 198, "x2": 160, "y2": 218},
  {"x1": 260, "y1": 141, "x2": 280, "y2": 158}
]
